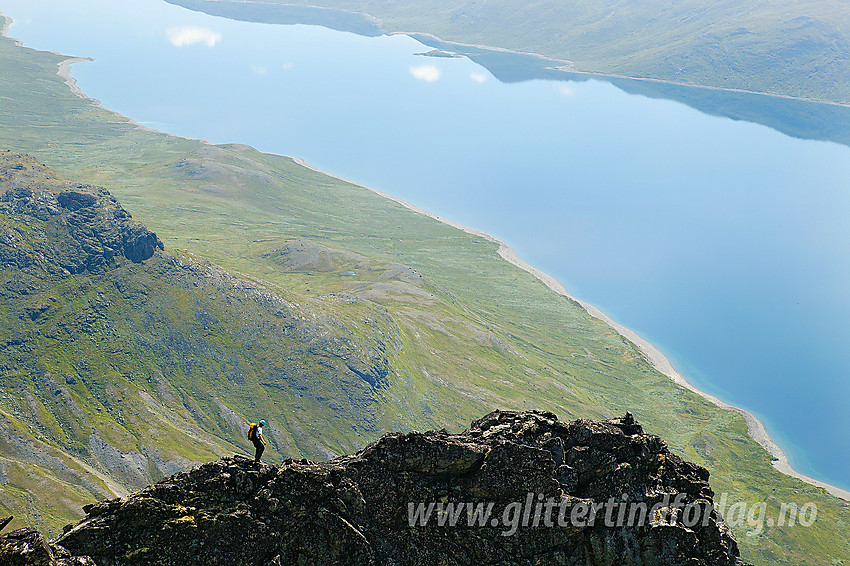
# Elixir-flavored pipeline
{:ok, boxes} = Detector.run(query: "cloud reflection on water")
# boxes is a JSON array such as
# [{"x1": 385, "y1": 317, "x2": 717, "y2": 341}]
[
  {"x1": 409, "y1": 64, "x2": 440, "y2": 82},
  {"x1": 166, "y1": 26, "x2": 221, "y2": 48}
]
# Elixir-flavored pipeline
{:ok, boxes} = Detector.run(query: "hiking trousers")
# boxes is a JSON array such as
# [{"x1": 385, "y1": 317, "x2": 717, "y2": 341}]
[{"x1": 253, "y1": 440, "x2": 265, "y2": 462}]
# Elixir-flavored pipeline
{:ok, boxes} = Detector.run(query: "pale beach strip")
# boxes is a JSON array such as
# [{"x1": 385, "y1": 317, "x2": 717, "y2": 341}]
[
  {"x1": 58, "y1": 57, "x2": 94, "y2": 98},
  {"x1": 293, "y1": 157, "x2": 850, "y2": 503},
  {"x1": 2, "y1": 13, "x2": 846, "y2": 502},
  {"x1": 1, "y1": 13, "x2": 94, "y2": 101},
  {"x1": 494, "y1": 246, "x2": 850, "y2": 502}
]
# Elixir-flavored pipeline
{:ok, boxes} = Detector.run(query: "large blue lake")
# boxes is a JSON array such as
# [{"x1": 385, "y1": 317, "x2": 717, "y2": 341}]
[{"x1": 3, "y1": 0, "x2": 850, "y2": 491}]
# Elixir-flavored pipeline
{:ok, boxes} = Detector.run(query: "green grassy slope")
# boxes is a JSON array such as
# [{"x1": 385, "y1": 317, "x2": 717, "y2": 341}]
[
  {"x1": 0, "y1": 152, "x2": 403, "y2": 533},
  {"x1": 1, "y1": 19, "x2": 849, "y2": 565},
  {"x1": 206, "y1": 0, "x2": 850, "y2": 104}
]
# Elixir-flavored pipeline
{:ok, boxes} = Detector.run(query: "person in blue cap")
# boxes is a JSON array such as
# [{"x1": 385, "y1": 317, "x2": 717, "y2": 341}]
[{"x1": 248, "y1": 419, "x2": 267, "y2": 462}]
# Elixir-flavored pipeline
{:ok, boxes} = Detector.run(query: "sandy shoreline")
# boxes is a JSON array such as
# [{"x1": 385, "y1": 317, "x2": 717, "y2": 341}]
[
  {"x1": 0, "y1": 14, "x2": 94, "y2": 102},
  {"x1": 57, "y1": 57, "x2": 93, "y2": 98},
  {"x1": 2, "y1": 12, "x2": 846, "y2": 501},
  {"x1": 293, "y1": 157, "x2": 850, "y2": 502},
  {"x1": 53, "y1": 50, "x2": 212, "y2": 143}
]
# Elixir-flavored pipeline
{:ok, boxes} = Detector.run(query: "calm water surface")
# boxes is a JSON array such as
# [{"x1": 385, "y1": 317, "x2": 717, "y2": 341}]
[{"x1": 4, "y1": 0, "x2": 850, "y2": 490}]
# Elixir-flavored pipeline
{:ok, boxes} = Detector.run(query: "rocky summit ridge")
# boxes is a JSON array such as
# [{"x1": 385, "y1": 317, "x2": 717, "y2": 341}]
[{"x1": 1, "y1": 410, "x2": 749, "y2": 565}]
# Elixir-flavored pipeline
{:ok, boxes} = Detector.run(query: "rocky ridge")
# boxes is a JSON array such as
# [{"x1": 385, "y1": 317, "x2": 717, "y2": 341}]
[{"x1": 2, "y1": 411, "x2": 750, "y2": 565}]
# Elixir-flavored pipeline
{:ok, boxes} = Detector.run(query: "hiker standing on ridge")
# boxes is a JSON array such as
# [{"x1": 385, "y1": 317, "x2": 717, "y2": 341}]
[{"x1": 248, "y1": 420, "x2": 266, "y2": 463}]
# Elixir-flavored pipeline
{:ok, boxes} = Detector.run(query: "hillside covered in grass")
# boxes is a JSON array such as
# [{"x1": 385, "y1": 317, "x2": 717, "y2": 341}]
[
  {"x1": 171, "y1": 0, "x2": 850, "y2": 105},
  {"x1": 1, "y1": 13, "x2": 849, "y2": 565},
  {"x1": 0, "y1": 151, "x2": 401, "y2": 530}
]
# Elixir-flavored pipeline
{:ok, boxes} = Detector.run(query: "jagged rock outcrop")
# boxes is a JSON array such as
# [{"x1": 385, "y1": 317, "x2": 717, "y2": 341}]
[
  {"x1": 0, "y1": 151, "x2": 163, "y2": 274},
  {"x1": 2, "y1": 411, "x2": 750, "y2": 565}
]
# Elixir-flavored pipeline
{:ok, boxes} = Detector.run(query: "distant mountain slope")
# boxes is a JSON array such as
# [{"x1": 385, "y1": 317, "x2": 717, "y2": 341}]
[
  {"x1": 0, "y1": 152, "x2": 398, "y2": 532},
  {"x1": 1, "y1": 16, "x2": 850, "y2": 565},
  {"x1": 166, "y1": 0, "x2": 850, "y2": 149},
  {"x1": 172, "y1": 0, "x2": 850, "y2": 104}
]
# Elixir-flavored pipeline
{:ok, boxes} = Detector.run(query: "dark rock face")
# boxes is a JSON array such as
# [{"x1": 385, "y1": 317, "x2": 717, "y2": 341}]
[
  {"x1": 56, "y1": 191, "x2": 98, "y2": 212},
  {"x1": 4, "y1": 411, "x2": 750, "y2": 565},
  {"x1": 0, "y1": 152, "x2": 163, "y2": 274},
  {"x1": 121, "y1": 224, "x2": 162, "y2": 263}
]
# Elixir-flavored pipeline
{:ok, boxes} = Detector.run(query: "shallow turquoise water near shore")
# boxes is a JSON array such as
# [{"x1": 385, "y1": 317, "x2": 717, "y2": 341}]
[{"x1": 3, "y1": 0, "x2": 850, "y2": 491}]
